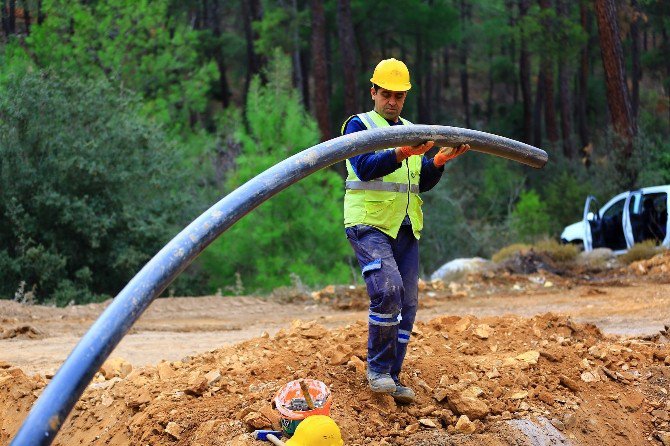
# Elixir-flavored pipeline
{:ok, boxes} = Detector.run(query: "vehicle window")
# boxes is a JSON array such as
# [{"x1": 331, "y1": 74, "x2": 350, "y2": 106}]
[
  {"x1": 640, "y1": 192, "x2": 667, "y2": 243},
  {"x1": 602, "y1": 199, "x2": 625, "y2": 220}
]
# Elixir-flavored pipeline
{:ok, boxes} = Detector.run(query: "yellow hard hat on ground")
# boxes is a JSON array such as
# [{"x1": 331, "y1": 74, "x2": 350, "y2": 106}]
[
  {"x1": 285, "y1": 415, "x2": 344, "y2": 446},
  {"x1": 370, "y1": 58, "x2": 412, "y2": 91}
]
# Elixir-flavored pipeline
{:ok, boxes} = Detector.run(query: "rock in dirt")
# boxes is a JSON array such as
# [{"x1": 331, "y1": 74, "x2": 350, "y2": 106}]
[
  {"x1": 507, "y1": 417, "x2": 571, "y2": 445},
  {"x1": 126, "y1": 389, "x2": 152, "y2": 409},
  {"x1": 243, "y1": 411, "x2": 269, "y2": 430},
  {"x1": 99, "y1": 357, "x2": 133, "y2": 379},
  {"x1": 473, "y1": 324, "x2": 494, "y2": 339},
  {"x1": 443, "y1": 386, "x2": 490, "y2": 420},
  {"x1": 419, "y1": 418, "x2": 437, "y2": 428},
  {"x1": 347, "y1": 356, "x2": 365, "y2": 374},
  {"x1": 559, "y1": 375, "x2": 580, "y2": 393},
  {"x1": 0, "y1": 325, "x2": 43, "y2": 340},
  {"x1": 578, "y1": 248, "x2": 615, "y2": 268},
  {"x1": 327, "y1": 345, "x2": 354, "y2": 365},
  {"x1": 656, "y1": 431, "x2": 670, "y2": 446},
  {"x1": 186, "y1": 374, "x2": 209, "y2": 396},
  {"x1": 515, "y1": 350, "x2": 540, "y2": 365},
  {"x1": 157, "y1": 362, "x2": 175, "y2": 381},
  {"x1": 205, "y1": 369, "x2": 221, "y2": 386},
  {"x1": 455, "y1": 415, "x2": 476, "y2": 434},
  {"x1": 431, "y1": 257, "x2": 492, "y2": 282},
  {"x1": 165, "y1": 421, "x2": 182, "y2": 439}
]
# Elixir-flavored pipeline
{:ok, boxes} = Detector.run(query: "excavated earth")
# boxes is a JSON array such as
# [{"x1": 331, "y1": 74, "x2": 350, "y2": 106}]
[{"x1": 2, "y1": 252, "x2": 670, "y2": 445}]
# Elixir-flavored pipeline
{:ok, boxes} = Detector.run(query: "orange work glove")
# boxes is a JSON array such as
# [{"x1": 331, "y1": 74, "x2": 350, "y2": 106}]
[
  {"x1": 397, "y1": 141, "x2": 435, "y2": 161},
  {"x1": 433, "y1": 144, "x2": 470, "y2": 167}
]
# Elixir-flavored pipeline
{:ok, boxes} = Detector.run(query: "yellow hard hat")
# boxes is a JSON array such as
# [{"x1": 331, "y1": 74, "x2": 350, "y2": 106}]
[
  {"x1": 285, "y1": 415, "x2": 344, "y2": 446},
  {"x1": 370, "y1": 58, "x2": 411, "y2": 91}
]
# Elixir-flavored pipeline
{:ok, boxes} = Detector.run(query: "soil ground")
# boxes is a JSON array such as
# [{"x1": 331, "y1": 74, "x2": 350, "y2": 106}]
[{"x1": 2, "y1": 252, "x2": 670, "y2": 445}]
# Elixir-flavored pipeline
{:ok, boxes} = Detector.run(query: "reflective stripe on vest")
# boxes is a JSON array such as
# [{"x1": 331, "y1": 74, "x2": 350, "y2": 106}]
[{"x1": 346, "y1": 180, "x2": 419, "y2": 194}]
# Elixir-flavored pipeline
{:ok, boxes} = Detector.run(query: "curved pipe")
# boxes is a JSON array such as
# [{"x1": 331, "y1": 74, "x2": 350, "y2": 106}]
[{"x1": 10, "y1": 125, "x2": 547, "y2": 445}]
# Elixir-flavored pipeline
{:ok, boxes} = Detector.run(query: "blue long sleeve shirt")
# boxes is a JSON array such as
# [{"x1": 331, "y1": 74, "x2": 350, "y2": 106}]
[{"x1": 343, "y1": 115, "x2": 444, "y2": 193}]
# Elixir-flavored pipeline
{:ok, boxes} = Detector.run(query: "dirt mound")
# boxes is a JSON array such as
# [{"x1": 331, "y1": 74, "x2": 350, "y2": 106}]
[
  {"x1": 629, "y1": 250, "x2": 670, "y2": 277},
  {"x1": 2, "y1": 314, "x2": 668, "y2": 445},
  {"x1": 498, "y1": 251, "x2": 563, "y2": 275},
  {"x1": 0, "y1": 324, "x2": 44, "y2": 340}
]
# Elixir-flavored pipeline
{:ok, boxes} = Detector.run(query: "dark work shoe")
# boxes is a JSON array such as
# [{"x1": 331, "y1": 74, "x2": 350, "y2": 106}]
[
  {"x1": 391, "y1": 384, "x2": 416, "y2": 404},
  {"x1": 367, "y1": 370, "x2": 396, "y2": 393}
]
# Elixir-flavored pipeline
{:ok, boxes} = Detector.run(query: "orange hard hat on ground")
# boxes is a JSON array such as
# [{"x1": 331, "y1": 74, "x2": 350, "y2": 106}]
[
  {"x1": 370, "y1": 58, "x2": 412, "y2": 91},
  {"x1": 285, "y1": 415, "x2": 344, "y2": 446}
]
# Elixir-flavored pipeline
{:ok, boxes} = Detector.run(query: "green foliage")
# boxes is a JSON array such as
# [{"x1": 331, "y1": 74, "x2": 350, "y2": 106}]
[
  {"x1": 479, "y1": 157, "x2": 525, "y2": 220},
  {"x1": 619, "y1": 241, "x2": 662, "y2": 265},
  {"x1": 26, "y1": 0, "x2": 216, "y2": 132},
  {"x1": 253, "y1": 1, "x2": 310, "y2": 57},
  {"x1": 519, "y1": 3, "x2": 586, "y2": 62},
  {"x1": 202, "y1": 51, "x2": 351, "y2": 292},
  {"x1": 533, "y1": 239, "x2": 579, "y2": 263},
  {"x1": 541, "y1": 160, "x2": 592, "y2": 232},
  {"x1": 509, "y1": 189, "x2": 551, "y2": 242},
  {"x1": 0, "y1": 69, "x2": 189, "y2": 304},
  {"x1": 420, "y1": 184, "x2": 481, "y2": 274},
  {"x1": 491, "y1": 243, "x2": 531, "y2": 263}
]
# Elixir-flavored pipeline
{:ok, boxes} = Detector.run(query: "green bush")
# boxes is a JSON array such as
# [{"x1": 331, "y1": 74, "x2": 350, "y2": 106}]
[
  {"x1": 0, "y1": 69, "x2": 189, "y2": 305},
  {"x1": 509, "y1": 189, "x2": 551, "y2": 243},
  {"x1": 201, "y1": 51, "x2": 351, "y2": 292},
  {"x1": 619, "y1": 240, "x2": 661, "y2": 265},
  {"x1": 491, "y1": 243, "x2": 531, "y2": 263},
  {"x1": 533, "y1": 239, "x2": 579, "y2": 263}
]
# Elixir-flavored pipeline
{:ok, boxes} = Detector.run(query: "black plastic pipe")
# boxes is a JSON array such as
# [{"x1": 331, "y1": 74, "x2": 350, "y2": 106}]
[{"x1": 10, "y1": 125, "x2": 547, "y2": 445}]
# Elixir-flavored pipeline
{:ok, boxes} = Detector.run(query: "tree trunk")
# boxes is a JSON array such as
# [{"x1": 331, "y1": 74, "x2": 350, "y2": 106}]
[
  {"x1": 533, "y1": 68, "x2": 545, "y2": 148},
  {"x1": 443, "y1": 46, "x2": 450, "y2": 89},
  {"x1": 486, "y1": 47, "x2": 494, "y2": 123},
  {"x1": 310, "y1": 0, "x2": 331, "y2": 141},
  {"x1": 242, "y1": 0, "x2": 264, "y2": 98},
  {"x1": 37, "y1": 0, "x2": 44, "y2": 25},
  {"x1": 663, "y1": 27, "x2": 670, "y2": 129},
  {"x1": 594, "y1": 0, "x2": 636, "y2": 151},
  {"x1": 1, "y1": 0, "x2": 9, "y2": 38},
  {"x1": 519, "y1": 0, "x2": 533, "y2": 144},
  {"x1": 541, "y1": 62, "x2": 559, "y2": 143},
  {"x1": 336, "y1": 0, "x2": 358, "y2": 119},
  {"x1": 354, "y1": 21, "x2": 372, "y2": 111},
  {"x1": 540, "y1": 0, "x2": 559, "y2": 143},
  {"x1": 416, "y1": 37, "x2": 427, "y2": 123},
  {"x1": 556, "y1": 0, "x2": 573, "y2": 158},
  {"x1": 290, "y1": 0, "x2": 304, "y2": 105},
  {"x1": 210, "y1": 0, "x2": 231, "y2": 108},
  {"x1": 8, "y1": 0, "x2": 15, "y2": 34},
  {"x1": 577, "y1": 0, "x2": 590, "y2": 150},
  {"x1": 23, "y1": 2, "x2": 30, "y2": 35},
  {"x1": 426, "y1": 50, "x2": 435, "y2": 123},
  {"x1": 459, "y1": 0, "x2": 471, "y2": 128},
  {"x1": 630, "y1": 0, "x2": 641, "y2": 119},
  {"x1": 506, "y1": 0, "x2": 518, "y2": 105}
]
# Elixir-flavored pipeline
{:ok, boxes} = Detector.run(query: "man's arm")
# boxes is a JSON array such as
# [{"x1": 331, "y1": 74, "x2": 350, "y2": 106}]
[
  {"x1": 419, "y1": 144, "x2": 470, "y2": 192},
  {"x1": 344, "y1": 117, "x2": 401, "y2": 181},
  {"x1": 419, "y1": 157, "x2": 444, "y2": 192}
]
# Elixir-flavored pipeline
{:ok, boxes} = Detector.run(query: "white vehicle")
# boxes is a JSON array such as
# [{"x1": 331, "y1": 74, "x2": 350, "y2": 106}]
[{"x1": 561, "y1": 185, "x2": 670, "y2": 253}]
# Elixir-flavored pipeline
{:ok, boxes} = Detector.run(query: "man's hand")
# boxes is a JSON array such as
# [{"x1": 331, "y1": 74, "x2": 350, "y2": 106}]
[
  {"x1": 433, "y1": 144, "x2": 470, "y2": 167},
  {"x1": 396, "y1": 141, "x2": 435, "y2": 162}
]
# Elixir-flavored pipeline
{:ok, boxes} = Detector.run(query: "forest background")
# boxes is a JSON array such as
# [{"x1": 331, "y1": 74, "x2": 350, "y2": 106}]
[{"x1": 0, "y1": 0, "x2": 668, "y2": 305}]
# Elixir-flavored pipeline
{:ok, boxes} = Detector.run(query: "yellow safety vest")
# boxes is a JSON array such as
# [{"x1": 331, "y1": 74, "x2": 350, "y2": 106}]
[{"x1": 343, "y1": 110, "x2": 423, "y2": 239}]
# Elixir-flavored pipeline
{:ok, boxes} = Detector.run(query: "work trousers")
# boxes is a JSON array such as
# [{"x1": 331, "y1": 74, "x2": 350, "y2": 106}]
[{"x1": 345, "y1": 223, "x2": 419, "y2": 382}]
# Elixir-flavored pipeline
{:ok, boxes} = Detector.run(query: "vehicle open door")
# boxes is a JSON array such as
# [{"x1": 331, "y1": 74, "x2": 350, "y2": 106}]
[
  {"x1": 622, "y1": 190, "x2": 643, "y2": 249},
  {"x1": 639, "y1": 191, "x2": 669, "y2": 248},
  {"x1": 582, "y1": 195, "x2": 599, "y2": 252}
]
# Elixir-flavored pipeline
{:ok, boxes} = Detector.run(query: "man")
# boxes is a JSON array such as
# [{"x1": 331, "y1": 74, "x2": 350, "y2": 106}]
[{"x1": 342, "y1": 58, "x2": 469, "y2": 404}]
